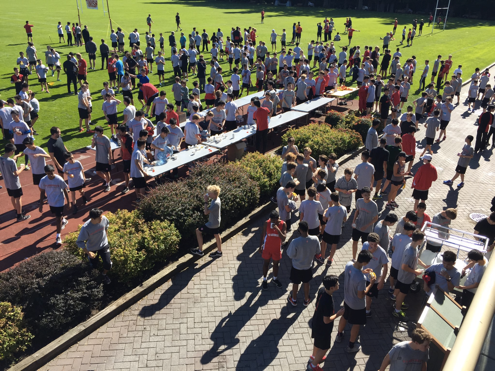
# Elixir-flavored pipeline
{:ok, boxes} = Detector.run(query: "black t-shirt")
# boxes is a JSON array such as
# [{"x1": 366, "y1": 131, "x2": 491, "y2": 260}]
[
  {"x1": 197, "y1": 61, "x2": 206, "y2": 78},
  {"x1": 380, "y1": 94, "x2": 391, "y2": 110},
  {"x1": 381, "y1": 54, "x2": 391, "y2": 67},
  {"x1": 312, "y1": 288, "x2": 334, "y2": 336},
  {"x1": 176, "y1": 15, "x2": 180, "y2": 23},
  {"x1": 63, "y1": 60, "x2": 77, "y2": 76},
  {"x1": 400, "y1": 120, "x2": 415, "y2": 135},
  {"x1": 475, "y1": 219, "x2": 495, "y2": 245},
  {"x1": 370, "y1": 146, "x2": 389, "y2": 173},
  {"x1": 169, "y1": 35, "x2": 175, "y2": 46},
  {"x1": 47, "y1": 137, "x2": 67, "y2": 167},
  {"x1": 126, "y1": 58, "x2": 137, "y2": 71}
]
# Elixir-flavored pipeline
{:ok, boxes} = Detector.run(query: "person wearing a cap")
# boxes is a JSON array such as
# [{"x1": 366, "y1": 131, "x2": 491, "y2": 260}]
[
  {"x1": 386, "y1": 152, "x2": 406, "y2": 210},
  {"x1": 411, "y1": 154, "x2": 438, "y2": 211}
]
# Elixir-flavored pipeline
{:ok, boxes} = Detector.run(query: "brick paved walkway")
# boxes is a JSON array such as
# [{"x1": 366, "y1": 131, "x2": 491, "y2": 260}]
[{"x1": 41, "y1": 88, "x2": 495, "y2": 371}]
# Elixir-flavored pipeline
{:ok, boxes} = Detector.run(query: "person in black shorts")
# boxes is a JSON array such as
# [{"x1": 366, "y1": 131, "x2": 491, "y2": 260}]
[
  {"x1": 308, "y1": 275, "x2": 344, "y2": 370},
  {"x1": 336, "y1": 250, "x2": 374, "y2": 353},
  {"x1": 76, "y1": 208, "x2": 113, "y2": 284}
]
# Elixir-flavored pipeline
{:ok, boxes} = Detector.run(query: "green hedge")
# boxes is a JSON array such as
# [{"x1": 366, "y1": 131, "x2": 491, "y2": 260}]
[
  {"x1": 282, "y1": 124, "x2": 363, "y2": 159},
  {"x1": 65, "y1": 210, "x2": 181, "y2": 283},
  {"x1": 0, "y1": 302, "x2": 33, "y2": 363},
  {"x1": 237, "y1": 152, "x2": 283, "y2": 201},
  {"x1": 0, "y1": 250, "x2": 104, "y2": 344},
  {"x1": 138, "y1": 162, "x2": 260, "y2": 241}
]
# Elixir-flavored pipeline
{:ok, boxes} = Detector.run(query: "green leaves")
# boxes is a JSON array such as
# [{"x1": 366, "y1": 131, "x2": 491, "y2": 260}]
[{"x1": 0, "y1": 302, "x2": 33, "y2": 362}]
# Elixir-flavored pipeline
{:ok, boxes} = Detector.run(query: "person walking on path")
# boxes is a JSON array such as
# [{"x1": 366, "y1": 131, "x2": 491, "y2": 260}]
[
  {"x1": 39, "y1": 164, "x2": 70, "y2": 246},
  {"x1": 379, "y1": 328, "x2": 430, "y2": 371},
  {"x1": 287, "y1": 221, "x2": 321, "y2": 307},
  {"x1": 0, "y1": 143, "x2": 31, "y2": 222},
  {"x1": 443, "y1": 135, "x2": 474, "y2": 188},
  {"x1": 307, "y1": 275, "x2": 345, "y2": 371},
  {"x1": 351, "y1": 187, "x2": 379, "y2": 261},
  {"x1": 76, "y1": 208, "x2": 112, "y2": 284},
  {"x1": 191, "y1": 185, "x2": 222, "y2": 258},
  {"x1": 336, "y1": 249, "x2": 375, "y2": 353},
  {"x1": 259, "y1": 210, "x2": 286, "y2": 290},
  {"x1": 411, "y1": 154, "x2": 437, "y2": 211}
]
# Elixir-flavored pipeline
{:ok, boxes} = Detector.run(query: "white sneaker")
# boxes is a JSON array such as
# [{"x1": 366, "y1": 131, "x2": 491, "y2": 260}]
[
  {"x1": 61, "y1": 218, "x2": 68, "y2": 230},
  {"x1": 56, "y1": 236, "x2": 62, "y2": 245}
]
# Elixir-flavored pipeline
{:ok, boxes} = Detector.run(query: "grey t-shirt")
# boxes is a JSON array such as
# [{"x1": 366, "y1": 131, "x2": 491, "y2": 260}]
[
  {"x1": 391, "y1": 234, "x2": 412, "y2": 270},
  {"x1": 365, "y1": 127, "x2": 378, "y2": 151},
  {"x1": 63, "y1": 160, "x2": 85, "y2": 189},
  {"x1": 280, "y1": 171, "x2": 293, "y2": 188},
  {"x1": 324, "y1": 205, "x2": 348, "y2": 235},
  {"x1": 23, "y1": 146, "x2": 47, "y2": 175},
  {"x1": 295, "y1": 163, "x2": 308, "y2": 190},
  {"x1": 282, "y1": 90, "x2": 295, "y2": 108},
  {"x1": 424, "y1": 117, "x2": 440, "y2": 138},
  {"x1": 76, "y1": 216, "x2": 110, "y2": 252},
  {"x1": 388, "y1": 341, "x2": 428, "y2": 371},
  {"x1": 361, "y1": 242, "x2": 389, "y2": 281},
  {"x1": 327, "y1": 162, "x2": 339, "y2": 183},
  {"x1": 0, "y1": 156, "x2": 21, "y2": 190},
  {"x1": 458, "y1": 144, "x2": 473, "y2": 167},
  {"x1": 425, "y1": 263, "x2": 460, "y2": 293},
  {"x1": 286, "y1": 236, "x2": 321, "y2": 270},
  {"x1": 39, "y1": 175, "x2": 68, "y2": 207},
  {"x1": 355, "y1": 199, "x2": 378, "y2": 233},
  {"x1": 428, "y1": 212, "x2": 451, "y2": 247},
  {"x1": 206, "y1": 198, "x2": 221, "y2": 229},
  {"x1": 344, "y1": 261, "x2": 366, "y2": 310},
  {"x1": 95, "y1": 135, "x2": 111, "y2": 164},
  {"x1": 398, "y1": 244, "x2": 419, "y2": 284},
  {"x1": 374, "y1": 221, "x2": 391, "y2": 251},
  {"x1": 335, "y1": 176, "x2": 358, "y2": 207},
  {"x1": 277, "y1": 187, "x2": 291, "y2": 221},
  {"x1": 296, "y1": 81, "x2": 307, "y2": 100},
  {"x1": 354, "y1": 162, "x2": 375, "y2": 190},
  {"x1": 303, "y1": 156, "x2": 316, "y2": 182},
  {"x1": 300, "y1": 199, "x2": 324, "y2": 229},
  {"x1": 394, "y1": 218, "x2": 406, "y2": 235},
  {"x1": 77, "y1": 90, "x2": 89, "y2": 110},
  {"x1": 281, "y1": 145, "x2": 299, "y2": 157}
]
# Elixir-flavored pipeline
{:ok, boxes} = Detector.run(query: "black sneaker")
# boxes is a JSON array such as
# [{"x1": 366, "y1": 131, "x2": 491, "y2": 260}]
[
  {"x1": 190, "y1": 248, "x2": 204, "y2": 257},
  {"x1": 366, "y1": 311, "x2": 372, "y2": 317},
  {"x1": 209, "y1": 251, "x2": 223, "y2": 258},
  {"x1": 121, "y1": 187, "x2": 129, "y2": 194},
  {"x1": 272, "y1": 279, "x2": 282, "y2": 288},
  {"x1": 17, "y1": 214, "x2": 31, "y2": 222},
  {"x1": 262, "y1": 280, "x2": 268, "y2": 290},
  {"x1": 82, "y1": 195, "x2": 88, "y2": 205},
  {"x1": 270, "y1": 196, "x2": 277, "y2": 204}
]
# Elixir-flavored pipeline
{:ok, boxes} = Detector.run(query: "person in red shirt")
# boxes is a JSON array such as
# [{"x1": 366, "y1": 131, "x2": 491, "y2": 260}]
[
  {"x1": 76, "y1": 53, "x2": 87, "y2": 87},
  {"x1": 347, "y1": 28, "x2": 359, "y2": 46},
  {"x1": 252, "y1": 100, "x2": 270, "y2": 154},
  {"x1": 261, "y1": 9, "x2": 265, "y2": 24},
  {"x1": 411, "y1": 153, "x2": 438, "y2": 211},
  {"x1": 11, "y1": 68, "x2": 25, "y2": 95},
  {"x1": 393, "y1": 19, "x2": 398, "y2": 35},
  {"x1": 415, "y1": 202, "x2": 431, "y2": 228},
  {"x1": 258, "y1": 210, "x2": 286, "y2": 289},
  {"x1": 428, "y1": 14, "x2": 433, "y2": 27},
  {"x1": 391, "y1": 85, "x2": 401, "y2": 110},
  {"x1": 164, "y1": 103, "x2": 179, "y2": 125},
  {"x1": 24, "y1": 21, "x2": 34, "y2": 42},
  {"x1": 118, "y1": 125, "x2": 133, "y2": 194},
  {"x1": 107, "y1": 54, "x2": 117, "y2": 90},
  {"x1": 137, "y1": 82, "x2": 159, "y2": 116},
  {"x1": 358, "y1": 76, "x2": 369, "y2": 114},
  {"x1": 443, "y1": 55, "x2": 453, "y2": 83},
  {"x1": 401, "y1": 127, "x2": 417, "y2": 173},
  {"x1": 250, "y1": 28, "x2": 256, "y2": 44}
]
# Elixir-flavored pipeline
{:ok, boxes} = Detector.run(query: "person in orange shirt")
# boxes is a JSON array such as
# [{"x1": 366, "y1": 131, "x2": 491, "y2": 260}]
[
  {"x1": 443, "y1": 55, "x2": 453, "y2": 83},
  {"x1": 261, "y1": 9, "x2": 265, "y2": 24},
  {"x1": 76, "y1": 53, "x2": 87, "y2": 87},
  {"x1": 250, "y1": 28, "x2": 256, "y2": 44},
  {"x1": 164, "y1": 103, "x2": 179, "y2": 125},
  {"x1": 24, "y1": 21, "x2": 34, "y2": 42}
]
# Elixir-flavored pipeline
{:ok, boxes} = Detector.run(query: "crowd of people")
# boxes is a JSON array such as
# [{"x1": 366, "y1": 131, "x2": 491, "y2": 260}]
[{"x1": 1, "y1": 12, "x2": 495, "y2": 371}]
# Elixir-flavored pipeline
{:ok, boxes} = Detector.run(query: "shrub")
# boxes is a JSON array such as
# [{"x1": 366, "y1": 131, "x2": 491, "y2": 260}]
[
  {"x1": 343, "y1": 110, "x2": 359, "y2": 128},
  {"x1": 0, "y1": 302, "x2": 33, "y2": 362},
  {"x1": 325, "y1": 111, "x2": 345, "y2": 127},
  {"x1": 0, "y1": 251, "x2": 104, "y2": 343},
  {"x1": 352, "y1": 118, "x2": 373, "y2": 143},
  {"x1": 65, "y1": 210, "x2": 181, "y2": 283},
  {"x1": 281, "y1": 124, "x2": 363, "y2": 159},
  {"x1": 237, "y1": 152, "x2": 283, "y2": 200},
  {"x1": 138, "y1": 162, "x2": 260, "y2": 242}
]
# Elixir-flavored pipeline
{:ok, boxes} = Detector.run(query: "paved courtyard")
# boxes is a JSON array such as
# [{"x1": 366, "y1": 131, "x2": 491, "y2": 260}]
[{"x1": 41, "y1": 88, "x2": 495, "y2": 371}]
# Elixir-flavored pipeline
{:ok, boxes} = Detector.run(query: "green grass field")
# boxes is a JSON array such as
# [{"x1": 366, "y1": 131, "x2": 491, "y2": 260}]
[{"x1": 1, "y1": 1, "x2": 494, "y2": 153}]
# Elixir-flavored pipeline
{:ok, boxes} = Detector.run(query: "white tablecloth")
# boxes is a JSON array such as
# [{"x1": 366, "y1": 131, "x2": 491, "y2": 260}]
[
  {"x1": 268, "y1": 111, "x2": 309, "y2": 130},
  {"x1": 292, "y1": 97, "x2": 334, "y2": 113},
  {"x1": 205, "y1": 126, "x2": 257, "y2": 149}
]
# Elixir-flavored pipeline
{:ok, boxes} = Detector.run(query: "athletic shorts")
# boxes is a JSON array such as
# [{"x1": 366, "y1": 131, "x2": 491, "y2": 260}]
[
  {"x1": 366, "y1": 102, "x2": 374, "y2": 108},
  {"x1": 396, "y1": 280, "x2": 411, "y2": 294},
  {"x1": 415, "y1": 113, "x2": 423, "y2": 121},
  {"x1": 312, "y1": 329, "x2": 332, "y2": 351},
  {"x1": 479, "y1": 88, "x2": 486, "y2": 94},
  {"x1": 318, "y1": 213, "x2": 326, "y2": 226},
  {"x1": 29, "y1": 60, "x2": 37, "y2": 66},
  {"x1": 89, "y1": 53, "x2": 96, "y2": 60},
  {"x1": 50, "y1": 205, "x2": 65, "y2": 217},
  {"x1": 308, "y1": 55, "x2": 313, "y2": 61},
  {"x1": 391, "y1": 179, "x2": 403, "y2": 187},
  {"x1": 440, "y1": 120, "x2": 450, "y2": 130},
  {"x1": 290, "y1": 267, "x2": 313, "y2": 284},
  {"x1": 112, "y1": 41, "x2": 118, "y2": 48},
  {"x1": 455, "y1": 165, "x2": 467, "y2": 175},
  {"x1": 77, "y1": 74, "x2": 87, "y2": 81},
  {"x1": 123, "y1": 160, "x2": 131, "y2": 173},
  {"x1": 132, "y1": 176, "x2": 147, "y2": 189},
  {"x1": 235, "y1": 58, "x2": 240, "y2": 65},
  {"x1": 374, "y1": 171, "x2": 384, "y2": 182},
  {"x1": 400, "y1": 97, "x2": 407, "y2": 102},
  {"x1": 7, "y1": 187, "x2": 23, "y2": 198},
  {"x1": 412, "y1": 189, "x2": 428, "y2": 201},
  {"x1": 123, "y1": 90, "x2": 133, "y2": 99},
  {"x1": 32, "y1": 173, "x2": 45, "y2": 186},
  {"x1": 261, "y1": 244, "x2": 282, "y2": 261},
  {"x1": 107, "y1": 113, "x2": 118, "y2": 125},
  {"x1": 294, "y1": 188, "x2": 305, "y2": 196},
  {"x1": 108, "y1": 72, "x2": 116, "y2": 81},
  {"x1": 308, "y1": 227, "x2": 320, "y2": 236},
  {"x1": 39, "y1": 78, "x2": 46, "y2": 83},
  {"x1": 390, "y1": 267, "x2": 399, "y2": 280},
  {"x1": 366, "y1": 282, "x2": 380, "y2": 298},
  {"x1": 147, "y1": 94, "x2": 158, "y2": 107},
  {"x1": 481, "y1": 98, "x2": 490, "y2": 108},
  {"x1": 96, "y1": 162, "x2": 111, "y2": 172},
  {"x1": 147, "y1": 58, "x2": 153, "y2": 64},
  {"x1": 306, "y1": 179, "x2": 314, "y2": 189},
  {"x1": 242, "y1": 83, "x2": 250, "y2": 89},
  {"x1": 229, "y1": 57, "x2": 233, "y2": 64},
  {"x1": 89, "y1": 245, "x2": 112, "y2": 271},
  {"x1": 432, "y1": 71, "x2": 437, "y2": 77},
  {"x1": 426, "y1": 137, "x2": 434, "y2": 145},
  {"x1": 343, "y1": 302, "x2": 366, "y2": 325},
  {"x1": 138, "y1": 90, "x2": 144, "y2": 100},
  {"x1": 198, "y1": 223, "x2": 220, "y2": 236},
  {"x1": 233, "y1": 90, "x2": 239, "y2": 98},
  {"x1": 406, "y1": 155, "x2": 414, "y2": 163},
  {"x1": 78, "y1": 108, "x2": 90, "y2": 119},
  {"x1": 70, "y1": 184, "x2": 85, "y2": 192},
  {"x1": 157, "y1": 70, "x2": 164, "y2": 76},
  {"x1": 322, "y1": 232, "x2": 340, "y2": 245},
  {"x1": 386, "y1": 168, "x2": 394, "y2": 180},
  {"x1": 468, "y1": 97, "x2": 475, "y2": 103},
  {"x1": 352, "y1": 229, "x2": 368, "y2": 243}
]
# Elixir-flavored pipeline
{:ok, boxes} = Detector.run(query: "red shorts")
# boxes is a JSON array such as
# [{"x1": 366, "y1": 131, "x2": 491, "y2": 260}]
[{"x1": 262, "y1": 244, "x2": 282, "y2": 261}]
